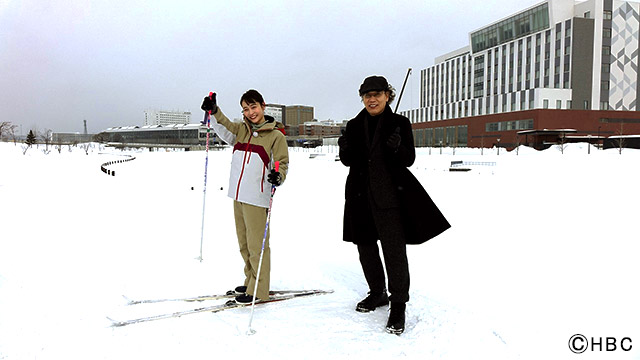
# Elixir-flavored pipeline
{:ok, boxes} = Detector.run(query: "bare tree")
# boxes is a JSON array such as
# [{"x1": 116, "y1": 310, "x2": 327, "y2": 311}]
[
  {"x1": 514, "y1": 134, "x2": 521, "y2": 155},
  {"x1": 617, "y1": 122, "x2": 625, "y2": 155},
  {"x1": 39, "y1": 129, "x2": 53, "y2": 154},
  {"x1": 557, "y1": 133, "x2": 568, "y2": 154},
  {"x1": 53, "y1": 136, "x2": 65, "y2": 154},
  {"x1": 94, "y1": 132, "x2": 109, "y2": 143},
  {"x1": 9, "y1": 125, "x2": 19, "y2": 145},
  {"x1": 81, "y1": 142, "x2": 92, "y2": 155},
  {"x1": 0, "y1": 121, "x2": 17, "y2": 141}
]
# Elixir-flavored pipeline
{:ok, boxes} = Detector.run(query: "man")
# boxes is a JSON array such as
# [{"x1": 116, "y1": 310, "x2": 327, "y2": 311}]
[{"x1": 338, "y1": 75, "x2": 450, "y2": 334}]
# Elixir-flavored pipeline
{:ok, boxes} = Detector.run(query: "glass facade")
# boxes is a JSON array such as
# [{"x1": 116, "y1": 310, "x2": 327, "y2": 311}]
[
  {"x1": 413, "y1": 125, "x2": 468, "y2": 147},
  {"x1": 471, "y1": 3, "x2": 550, "y2": 53},
  {"x1": 485, "y1": 119, "x2": 534, "y2": 132}
]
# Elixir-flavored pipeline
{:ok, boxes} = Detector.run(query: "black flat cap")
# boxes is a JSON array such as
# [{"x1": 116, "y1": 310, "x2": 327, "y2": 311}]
[{"x1": 359, "y1": 75, "x2": 389, "y2": 96}]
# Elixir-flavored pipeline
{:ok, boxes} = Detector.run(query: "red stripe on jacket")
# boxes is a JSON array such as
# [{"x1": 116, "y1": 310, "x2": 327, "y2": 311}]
[{"x1": 233, "y1": 140, "x2": 271, "y2": 200}]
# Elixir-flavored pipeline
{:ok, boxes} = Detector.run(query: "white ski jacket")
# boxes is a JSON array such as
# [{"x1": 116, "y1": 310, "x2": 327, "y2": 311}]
[{"x1": 211, "y1": 108, "x2": 288, "y2": 208}]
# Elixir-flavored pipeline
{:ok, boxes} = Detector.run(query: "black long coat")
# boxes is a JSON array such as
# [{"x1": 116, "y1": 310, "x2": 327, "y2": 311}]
[{"x1": 340, "y1": 106, "x2": 450, "y2": 245}]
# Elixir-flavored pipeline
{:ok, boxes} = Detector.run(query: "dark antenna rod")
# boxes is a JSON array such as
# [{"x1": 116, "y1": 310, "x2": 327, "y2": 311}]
[{"x1": 394, "y1": 68, "x2": 412, "y2": 113}]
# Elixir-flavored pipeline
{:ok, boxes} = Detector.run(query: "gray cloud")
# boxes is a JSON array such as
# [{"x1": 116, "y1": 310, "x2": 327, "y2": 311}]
[{"x1": 1, "y1": 0, "x2": 536, "y2": 134}]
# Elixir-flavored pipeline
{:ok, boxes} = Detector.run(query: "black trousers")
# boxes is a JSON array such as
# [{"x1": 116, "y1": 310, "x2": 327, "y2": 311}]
[{"x1": 356, "y1": 198, "x2": 410, "y2": 304}]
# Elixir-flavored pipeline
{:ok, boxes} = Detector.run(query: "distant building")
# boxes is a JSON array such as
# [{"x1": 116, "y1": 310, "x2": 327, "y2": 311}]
[
  {"x1": 265, "y1": 104, "x2": 286, "y2": 124},
  {"x1": 299, "y1": 121, "x2": 344, "y2": 137},
  {"x1": 144, "y1": 109, "x2": 191, "y2": 126},
  {"x1": 285, "y1": 105, "x2": 314, "y2": 136},
  {"x1": 52, "y1": 133, "x2": 94, "y2": 144},
  {"x1": 99, "y1": 124, "x2": 217, "y2": 149},
  {"x1": 401, "y1": 0, "x2": 640, "y2": 149}
]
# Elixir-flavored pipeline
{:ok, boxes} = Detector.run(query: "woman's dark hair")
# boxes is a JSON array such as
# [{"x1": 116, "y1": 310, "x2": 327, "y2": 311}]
[{"x1": 240, "y1": 89, "x2": 265, "y2": 106}]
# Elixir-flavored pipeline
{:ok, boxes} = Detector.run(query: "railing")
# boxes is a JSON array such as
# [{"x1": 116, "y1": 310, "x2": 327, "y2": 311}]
[{"x1": 101, "y1": 155, "x2": 136, "y2": 176}]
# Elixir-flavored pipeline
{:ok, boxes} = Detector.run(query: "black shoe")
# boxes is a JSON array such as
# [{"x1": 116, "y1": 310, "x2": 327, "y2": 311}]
[
  {"x1": 386, "y1": 303, "x2": 406, "y2": 335},
  {"x1": 235, "y1": 293, "x2": 260, "y2": 304},
  {"x1": 356, "y1": 291, "x2": 389, "y2": 313},
  {"x1": 225, "y1": 285, "x2": 247, "y2": 296}
]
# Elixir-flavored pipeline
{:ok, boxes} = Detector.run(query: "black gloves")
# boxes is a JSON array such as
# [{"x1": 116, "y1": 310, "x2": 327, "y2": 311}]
[
  {"x1": 386, "y1": 127, "x2": 401, "y2": 151},
  {"x1": 201, "y1": 93, "x2": 218, "y2": 115},
  {"x1": 338, "y1": 134, "x2": 348, "y2": 151},
  {"x1": 267, "y1": 169, "x2": 282, "y2": 186}
]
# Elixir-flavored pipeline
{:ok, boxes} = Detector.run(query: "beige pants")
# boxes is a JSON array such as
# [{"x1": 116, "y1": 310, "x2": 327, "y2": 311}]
[{"x1": 233, "y1": 201, "x2": 270, "y2": 300}]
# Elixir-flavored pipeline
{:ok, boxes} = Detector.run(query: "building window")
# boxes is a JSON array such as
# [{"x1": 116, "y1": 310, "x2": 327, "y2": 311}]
[
  {"x1": 600, "y1": 101, "x2": 609, "y2": 110},
  {"x1": 603, "y1": 28, "x2": 612, "y2": 38},
  {"x1": 604, "y1": 10, "x2": 612, "y2": 20},
  {"x1": 603, "y1": 46, "x2": 611, "y2": 56},
  {"x1": 601, "y1": 81, "x2": 610, "y2": 90},
  {"x1": 470, "y1": 3, "x2": 550, "y2": 52},
  {"x1": 543, "y1": 99, "x2": 549, "y2": 108},
  {"x1": 602, "y1": 63, "x2": 610, "y2": 73},
  {"x1": 486, "y1": 119, "x2": 533, "y2": 132},
  {"x1": 457, "y1": 125, "x2": 468, "y2": 147},
  {"x1": 584, "y1": 11, "x2": 591, "y2": 18},
  {"x1": 567, "y1": 100, "x2": 572, "y2": 109},
  {"x1": 556, "y1": 100, "x2": 562, "y2": 109},
  {"x1": 584, "y1": 100, "x2": 590, "y2": 109}
]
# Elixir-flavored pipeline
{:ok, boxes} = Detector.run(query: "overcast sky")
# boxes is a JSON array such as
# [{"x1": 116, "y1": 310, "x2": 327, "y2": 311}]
[{"x1": 1, "y1": 0, "x2": 538, "y2": 134}]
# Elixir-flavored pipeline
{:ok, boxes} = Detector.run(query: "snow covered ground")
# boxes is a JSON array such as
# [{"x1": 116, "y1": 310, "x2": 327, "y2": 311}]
[{"x1": 0, "y1": 141, "x2": 638, "y2": 359}]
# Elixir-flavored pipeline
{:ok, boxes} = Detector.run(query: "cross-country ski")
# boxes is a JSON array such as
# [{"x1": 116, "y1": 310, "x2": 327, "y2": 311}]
[
  {"x1": 124, "y1": 289, "x2": 330, "y2": 305},
  {"x1": 110, "y1": 289, "x2": 333, "y2": 327}
]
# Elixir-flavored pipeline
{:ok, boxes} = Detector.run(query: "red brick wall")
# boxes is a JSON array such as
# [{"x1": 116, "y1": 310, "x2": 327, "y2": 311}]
[{"x1": 411, "y1": 109, "x2": 640, "y2": 149}]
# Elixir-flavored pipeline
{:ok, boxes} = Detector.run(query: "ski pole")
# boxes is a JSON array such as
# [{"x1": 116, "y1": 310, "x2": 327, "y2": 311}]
[
  {"x1": 197, "y1": 92, "x2": 214, "y2": 262},
  {"x1": 247, "y1": 161, "x2": 279, "y2": 335},
  {"x1": 394, "y1": 68, "x2": 412, "y2": 113}
]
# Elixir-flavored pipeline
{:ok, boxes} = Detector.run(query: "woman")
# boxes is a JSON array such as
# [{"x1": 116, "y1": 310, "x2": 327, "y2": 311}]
[{"x1": 201, "y1": 89, "x2": 288, "y2": 303}]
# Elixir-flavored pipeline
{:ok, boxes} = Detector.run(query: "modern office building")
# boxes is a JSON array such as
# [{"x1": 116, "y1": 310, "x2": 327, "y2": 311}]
[
  {"x1": 144, "y1": 109, "x2": 192, "y2": 126},
  {"x1": 402, "y1": 0, "x2": 640, "y2": 149},
  {"x1": 285, "y1": 105, "x2": 314, "y2": 136},
  {"x1": 285, "y1": 105, "x2": 314, "y2": 126}
]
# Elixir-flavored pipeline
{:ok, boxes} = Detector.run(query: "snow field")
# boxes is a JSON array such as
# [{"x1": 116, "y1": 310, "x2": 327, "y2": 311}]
[{"x1": 0, "y1": 142, "x2": 638, "y2": 359}]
